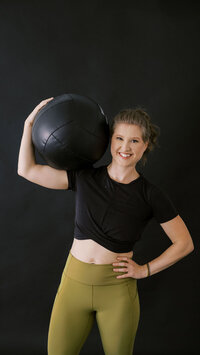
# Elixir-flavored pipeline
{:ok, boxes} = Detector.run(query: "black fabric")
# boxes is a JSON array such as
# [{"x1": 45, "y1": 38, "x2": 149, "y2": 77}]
[{"x1": 66, "y1": 165, "x2": 179, "y2": 253}]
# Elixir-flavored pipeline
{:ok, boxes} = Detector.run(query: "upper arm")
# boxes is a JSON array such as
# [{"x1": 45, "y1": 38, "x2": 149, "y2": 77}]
[
  {"x1": 149, "y1": 184, "x2": 179, "y2": 224},
  {"x1": 18, "y1": 164, "x2": 69, "y2": 190},
  {"x1": 149, "y1": 183, "x2": 194, "y2": 251},
  {"x1": 160, "y1": 215, "x2": 194, "y2": 250}
]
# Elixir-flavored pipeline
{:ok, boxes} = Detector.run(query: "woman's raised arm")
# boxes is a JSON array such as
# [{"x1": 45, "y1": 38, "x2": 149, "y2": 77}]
[{"x1": 17, "y1": 98, "x2": 69, "y2": 190}]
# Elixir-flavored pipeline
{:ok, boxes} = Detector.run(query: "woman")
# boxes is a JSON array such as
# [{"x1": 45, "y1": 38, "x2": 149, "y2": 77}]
[{"x1": 17, "y1": 97, "x2": 194, "y2": 355}]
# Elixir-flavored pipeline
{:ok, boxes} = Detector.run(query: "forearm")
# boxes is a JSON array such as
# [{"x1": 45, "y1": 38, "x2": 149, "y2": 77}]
[
  {"x1": 17, "y1": 120, "x2": 36, "y2": 175},
  {"x1": 142, "y1": 241, "x2": 194, "y2": 278}
]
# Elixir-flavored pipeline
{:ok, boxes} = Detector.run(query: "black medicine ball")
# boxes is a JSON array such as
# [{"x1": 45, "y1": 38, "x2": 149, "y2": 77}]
[{"x1": 32, "y1": 93, "x2": 109, "y2": 170}]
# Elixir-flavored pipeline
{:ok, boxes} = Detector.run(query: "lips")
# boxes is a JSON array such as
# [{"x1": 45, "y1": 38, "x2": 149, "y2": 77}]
[{"x1": 118, "y1": 152, "x2": 132, "y2": 159}]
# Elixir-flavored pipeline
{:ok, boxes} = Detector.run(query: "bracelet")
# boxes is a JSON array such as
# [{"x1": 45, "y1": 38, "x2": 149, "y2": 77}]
[{"x1": 146, "y1": 262, "x2": 151, "y2": 277}]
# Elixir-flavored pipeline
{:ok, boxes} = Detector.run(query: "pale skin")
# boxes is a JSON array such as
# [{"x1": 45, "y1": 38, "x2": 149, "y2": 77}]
[{"x1": 17, "y1": 98, "x2": 194, "y2": 279}]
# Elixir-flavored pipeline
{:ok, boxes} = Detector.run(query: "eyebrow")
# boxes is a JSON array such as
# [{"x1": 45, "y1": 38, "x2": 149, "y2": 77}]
[{"x1": 115, "y1": 134, "x2": 141, "y2": 139}]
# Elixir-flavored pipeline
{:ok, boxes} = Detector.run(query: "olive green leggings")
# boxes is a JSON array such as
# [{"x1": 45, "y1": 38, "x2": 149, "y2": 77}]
[{"x1": 47, "y1": 250, "x2": 140, "y2": 355}]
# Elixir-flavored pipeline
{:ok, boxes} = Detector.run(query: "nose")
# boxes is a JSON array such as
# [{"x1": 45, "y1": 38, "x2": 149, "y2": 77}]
[{"x1": 120, "y1": 141, "x2": 132, "y2": 152}]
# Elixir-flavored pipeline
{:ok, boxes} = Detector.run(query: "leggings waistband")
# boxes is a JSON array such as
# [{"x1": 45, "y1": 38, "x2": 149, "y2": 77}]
[{"x1": 63, "y1": 250, "x2": 137, "y2": 286}]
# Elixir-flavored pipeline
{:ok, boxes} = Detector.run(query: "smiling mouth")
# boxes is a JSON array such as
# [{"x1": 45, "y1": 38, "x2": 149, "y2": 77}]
[{"x1": 118, "y1": 152, "x2": 132, "y2": 159}]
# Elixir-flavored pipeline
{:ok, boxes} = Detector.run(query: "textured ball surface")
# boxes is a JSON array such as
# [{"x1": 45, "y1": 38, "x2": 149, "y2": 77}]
[{"x1": 32, "y1": 93, "x2": 109, "y2": 170}]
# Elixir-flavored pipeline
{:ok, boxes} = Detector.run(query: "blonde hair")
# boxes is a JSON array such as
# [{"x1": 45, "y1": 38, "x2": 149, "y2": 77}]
[{"x1": 109, "y1": 107, "x2": 160, "y2": 166}]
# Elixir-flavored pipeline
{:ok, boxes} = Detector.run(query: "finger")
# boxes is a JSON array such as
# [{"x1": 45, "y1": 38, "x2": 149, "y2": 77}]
[
  {"x1": 116, "y1": 274, "x2": 129, "y2": 279},
  {"x1": 113, "y1": 262, "x2": 127, "y2": 266},
  {"x1": 114, "y1": 268, "x2": 128, "y2": 272},
  {"x1": 43, "y1": 97, "x2": 54, "y2": 101},
  {"x1": 46, "y1": 97, "x2": 54, "y2": 101},
  {"x1": 117, "y1": 258, "x2": 129, "y2": 264},
  {"x1": 37, "y1": 99, "x2": 52, "y2": 110},
  {"x1": 38, "y1": 98, "x2": 53, "y2": 107},
  {"x1": 117, "y1": 257, "x2": 129, "y2": 261}
]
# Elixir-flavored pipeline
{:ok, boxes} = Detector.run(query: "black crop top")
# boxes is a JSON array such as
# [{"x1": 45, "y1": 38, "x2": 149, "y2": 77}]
[{"x1": 66, "y1": 164, "x2": 179, "y2": 253}]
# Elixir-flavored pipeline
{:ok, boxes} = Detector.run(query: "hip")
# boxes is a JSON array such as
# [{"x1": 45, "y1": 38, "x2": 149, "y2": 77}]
[{"x1": 62, "y1": 250, "x2": 137, "y2": 288}]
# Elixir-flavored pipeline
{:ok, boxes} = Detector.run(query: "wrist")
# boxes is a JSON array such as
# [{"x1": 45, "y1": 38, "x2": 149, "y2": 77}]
[
  {"x1": 141, "y1": 263, "x2": 150, "y2": 278},
  {"x1": 141, "y1": 264, "x2": 148, "y2": 278}
]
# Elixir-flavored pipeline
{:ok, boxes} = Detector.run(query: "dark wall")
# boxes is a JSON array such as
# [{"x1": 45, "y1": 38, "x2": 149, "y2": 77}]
[{"x1": 0, "y1": 1, "x2": 199, "y2": 354}]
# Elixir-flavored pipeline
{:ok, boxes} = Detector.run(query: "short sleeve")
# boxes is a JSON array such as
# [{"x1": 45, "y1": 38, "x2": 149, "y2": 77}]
[
  {"x1": 66, "y1": 169, "x2": 77, "y2": 191},
  {"x1": 150, "y1": 184, "x2": 179, "y2": 223}
]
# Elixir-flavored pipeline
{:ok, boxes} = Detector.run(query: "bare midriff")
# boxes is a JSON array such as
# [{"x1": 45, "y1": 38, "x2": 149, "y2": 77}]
[{"x1": 70, "y1": 238, "x2": 133, "y2": 264}]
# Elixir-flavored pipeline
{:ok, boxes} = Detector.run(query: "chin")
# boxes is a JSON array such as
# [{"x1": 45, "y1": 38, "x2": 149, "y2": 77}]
[{"x1": 115, "y1": 156, "x2": 136, "y2": 167}]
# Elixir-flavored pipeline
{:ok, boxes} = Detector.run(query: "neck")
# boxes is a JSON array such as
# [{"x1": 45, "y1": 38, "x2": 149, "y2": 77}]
[{"x1": 107, "y1": 162, "x2": 140, "y2": 183}]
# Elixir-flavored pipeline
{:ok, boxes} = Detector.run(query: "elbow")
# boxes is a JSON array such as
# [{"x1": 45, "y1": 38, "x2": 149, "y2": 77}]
[
  {"x1": 187, "y1": 234, "x2": 195, "y2": 253},
  {"x1": 182, "y1": 239, "x2": 194, "y2": 256},
  {"x1": 17, "y1": 162, "x2": 23, "y2": 176},
  {"x1": 17, "y1": 169, "x2": 26, "y2": 177},
  {"x1": 17, "y1": 169, "x2": 23, "y2": 176},
  {"x1": 174, "y1": 238, "x2": 194, "y2": 258},
  {"x1": 188, "y1": 241, "x2": 195, "y2": 253}
]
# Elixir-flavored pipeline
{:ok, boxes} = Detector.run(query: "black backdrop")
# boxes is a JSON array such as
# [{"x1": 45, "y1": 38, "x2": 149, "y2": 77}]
[{"x1": 0, "y1": 1, "x2": 199, "y2": 354}]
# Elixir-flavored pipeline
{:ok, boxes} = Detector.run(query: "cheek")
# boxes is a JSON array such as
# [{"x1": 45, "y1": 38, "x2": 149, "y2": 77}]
[
  {"x1": 111, "y1": 140, "x2": 118, "y2": 151},
  {"x1": 134, "y1": 147, "x2": 144, "y2": 157}
]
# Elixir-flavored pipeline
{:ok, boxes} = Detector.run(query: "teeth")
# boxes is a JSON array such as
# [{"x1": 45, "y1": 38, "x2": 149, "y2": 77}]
[{"x1": 120, "y1": 153, "x2": 131, "y2": 157}]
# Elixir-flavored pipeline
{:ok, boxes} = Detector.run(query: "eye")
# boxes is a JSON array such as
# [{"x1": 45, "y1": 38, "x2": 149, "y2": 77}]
[{"x1": 116, "y1": 137, "x2": 138, "y2": 143}]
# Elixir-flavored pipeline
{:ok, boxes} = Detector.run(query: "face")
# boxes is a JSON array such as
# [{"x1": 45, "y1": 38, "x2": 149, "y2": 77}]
[{"x1": 110, "y1": 123, "x2": 149, "y2": 167}]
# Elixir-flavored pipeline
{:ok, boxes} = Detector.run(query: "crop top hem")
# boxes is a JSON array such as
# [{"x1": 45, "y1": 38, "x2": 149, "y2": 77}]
[{"x1": 74, "y1": 234, "x2": 133, "y2": 253}]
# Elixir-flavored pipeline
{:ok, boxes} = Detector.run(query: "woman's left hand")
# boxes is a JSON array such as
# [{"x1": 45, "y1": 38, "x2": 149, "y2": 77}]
[{"x1": 112, "y1": 256, "x2": 147, "y2": 279}]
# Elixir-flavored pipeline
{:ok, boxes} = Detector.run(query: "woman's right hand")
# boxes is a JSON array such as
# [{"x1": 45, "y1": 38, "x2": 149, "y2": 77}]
[{"x1": 25, "y1": 97, "x2": 54, "y2": 127}]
